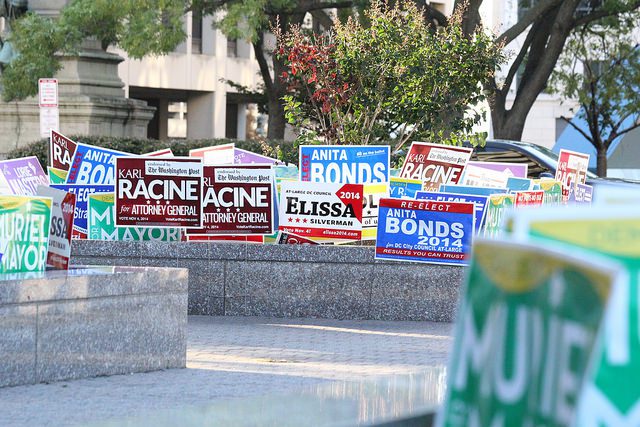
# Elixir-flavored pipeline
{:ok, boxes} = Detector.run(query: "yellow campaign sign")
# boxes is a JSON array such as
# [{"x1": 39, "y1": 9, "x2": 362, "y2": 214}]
[{"x1": 529, "y1": 218, "x2": 640, "y2": 258}]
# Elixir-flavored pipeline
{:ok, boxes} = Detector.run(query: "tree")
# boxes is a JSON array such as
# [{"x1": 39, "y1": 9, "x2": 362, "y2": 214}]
[
  {"x1": 0, "y1": 0, "x2": 354, "y2": 140},
  {"x1": 549, "y1": 13, "x2": 640, "y2": 176},
  {"x1": 277, "y1": 0, "x2": 503, "y2": 149},
  {"x1": 455, "y1": 0, "x2": 640, "y2": 141}
]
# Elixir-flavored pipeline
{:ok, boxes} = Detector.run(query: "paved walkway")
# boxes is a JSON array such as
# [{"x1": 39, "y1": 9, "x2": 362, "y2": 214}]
[{"x1": 0, "y1": 316, "x2": 453, "y2": 427}]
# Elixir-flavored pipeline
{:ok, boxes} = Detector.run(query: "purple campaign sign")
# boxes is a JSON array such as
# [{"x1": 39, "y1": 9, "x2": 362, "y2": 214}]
[
  {"x1": 467, "y1": 161, "x2": 528, "y2": 178},
  {"x1": 234, "y1": 148, "x2": 284, "y2": 165},
  {"x1": 569, "y1": 183, "x2": 593, "y2": 204},
  {"x1": 0, "y1": 156, "x2": 48, "y2": 196}
]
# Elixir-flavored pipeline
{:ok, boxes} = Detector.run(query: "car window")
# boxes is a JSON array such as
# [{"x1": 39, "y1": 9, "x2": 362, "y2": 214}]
[{"x1": 470, "y1": 149, "x2": 550, "y2": 178}]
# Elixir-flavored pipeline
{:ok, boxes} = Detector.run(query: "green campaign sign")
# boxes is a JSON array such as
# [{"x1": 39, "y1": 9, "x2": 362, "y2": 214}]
[
  {"x1": 507, "y1": 206, "x2": 640, "y2": 426},
  {"x1": 437, "y1": 238, "x2": 619, "y2": 427},
  {"x1": 88, "y1": 193, "x2": 180, "y2": 241},
  {"x1": 482, "y1": 194, "x2": 513, "y2": 238},
  {"x1": 0, "y1": 195, "x2": 52, "y2": 273}
]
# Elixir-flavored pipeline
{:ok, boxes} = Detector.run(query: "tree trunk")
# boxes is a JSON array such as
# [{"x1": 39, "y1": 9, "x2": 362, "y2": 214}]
[
  {"x1": 597, "y1": 146, "x2": 607, "y2": 177},
  {"x1": 266, "y1": 89, "x2": 286, "y2": 140}
]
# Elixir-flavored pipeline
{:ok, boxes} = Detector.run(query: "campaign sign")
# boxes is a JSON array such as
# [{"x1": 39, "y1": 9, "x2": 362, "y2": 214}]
[
  {"x1": 144, "y1": 148, "x2": 174, "y2": 157},
  {"x1": 48, "y1": 187, "x2": 73, "y2": 266},
  {"x1": 362, "y1": 183, "x2": 389, "y2": 241},
  {"x1": 506, "y1": 176, "x2": 534, "y2": 192},
  {"x1": 461, "y1": 163, "x2": 511, "y2": 188},
  {"x1": 482, "y1": 194, "x2": 514, "y2": 238},
  {"x1": 437, "y1": 239, "x2": 618, "y2": 427},
  {"x1": 415, "y1": 191, "x2": 488, "y2": 234},
  {"x1": 0, "y1": 156, "x2": 48, "y2": 196},
  {"x1": 399, "y1": 142, "x2": 472, "y2": 191},
  {"x1": 537, "y1": 179, "x2": 563, "y2": 205},
  {"x1": 439, "y1": 184, "x2": 508, "y2": 197},
  {"x1": 0, "y1": 195, "x2": 51, "y2": 273},
  {"x1": 235, "y1": 147, "x2": 284, "y2": 165},
  {"x1": 186, "y1": 165, "x2": 275, "y2": 236},
  {"x1": 555, "y1": 149, "x2": 589, "y2": 202},
  {"x1": 36, "y1": 186, "x2": 75, "y2": 269},
  {"x1": 279, "y1": 181, "x2": 364, "y2": 241},
  {"x1": 375, "y1": 198, "x2": 474, "y2": 265},
  {"x1": 505, "y1": 207, "x2": 640, "y2": 426},
  {"x1": 51, "y1": 184, "x2": 113, "y2": 239},
  {"x1": 389, "y1": 177, "x2": 423, "y2": 199},
  {"x1": 466, "y1": 160, "x2": 528, "y2": 178},
  {"x1": 88, "y1": 193, "x2": 181, "y2": 241},
  {"x1": 276, "y1": 231, "x2": 319, "y2": 245},
  {"x1": 66, "y1": 143, "x2": 131, "y2": 185},
  {"x1": 299, "y1": 145, "x2": 390, "y2": 183},
  {"x1": 48, "y1": 167, "x2": 67, "y2": 184},
  {"x1": 514, "y1": 190, "x2": 544, "y2": 208},
  {"x1": 50, "y1": 130, "x2": 77, "y2": 171},
  {"x1": 115, "y1": 157, "x2": 203, "y2": 228},
  {"x1": 569, "y1": 183, "x2": 593, "y2": 204},
  {"x1": 190, "y1": 143, "x2": 235, "y2": 165}
]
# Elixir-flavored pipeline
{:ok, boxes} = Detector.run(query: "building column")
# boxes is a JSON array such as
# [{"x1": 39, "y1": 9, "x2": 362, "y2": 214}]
[{"x1": 237, "y1": 103, "x2": 247, "y2": 140}]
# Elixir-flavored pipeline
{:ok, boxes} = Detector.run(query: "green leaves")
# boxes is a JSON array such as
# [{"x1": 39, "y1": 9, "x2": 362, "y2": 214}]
[
  {"x1": 0, "y1": 0, "x2": 189, "y2": 101},
  {"x1": 277, "y1": 0, "x2": 503, "y2": 148}
]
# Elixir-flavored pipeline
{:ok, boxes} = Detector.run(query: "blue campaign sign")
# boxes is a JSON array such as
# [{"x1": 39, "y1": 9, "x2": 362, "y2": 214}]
[
  {"x1": 65, "y1": 143, "x2": 131, "y2": 185},
  {"x1": 415, "y1": 191, "x2": 488, "y2": 234},
  {"x1": 506, "y1": 176, "x2": 533, "y2": 192},
  {"x1": 299, "y1": 145, "x2": 390, "y2": 183},
  {"x1": 375, "y1": 198, "x2": 475, "y2": 265},
  {"x1": 389, "y1": 177, "x2": 423, "y2": 199},
  {"x1": 52, "y1": 184, "x2": 113, "y2": 237},
  {"x1": 439, "y1": 184, "x2": 508, "y2": 197}
]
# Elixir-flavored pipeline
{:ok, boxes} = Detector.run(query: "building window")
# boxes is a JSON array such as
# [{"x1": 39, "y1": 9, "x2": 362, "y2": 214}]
[
  {"x1": 168, "y1": 101, "x2": 187, "y2": 139},
  {"x1": 226, "y1": 103, "x2": 238, "y2": 138},
  {"x1": 227, "y1": 38, "x2": 238, "y2": 58},
  {"x1": 191, "y1": 10, "x2": 202, "y2": 54}
]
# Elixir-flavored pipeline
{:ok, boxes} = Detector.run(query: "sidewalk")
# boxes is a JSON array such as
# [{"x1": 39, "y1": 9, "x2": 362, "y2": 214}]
[{"x1": 0, "y1": 316, "x2": 453, "y2": 427}]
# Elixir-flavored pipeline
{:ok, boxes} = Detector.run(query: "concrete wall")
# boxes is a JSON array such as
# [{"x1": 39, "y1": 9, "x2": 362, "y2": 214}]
[
  {"x1": 71, "y1": 241, "x2": 464, "y2": 322},
  {"x1": 0, "y1": 266, "x2": 188, "y2": 387}
]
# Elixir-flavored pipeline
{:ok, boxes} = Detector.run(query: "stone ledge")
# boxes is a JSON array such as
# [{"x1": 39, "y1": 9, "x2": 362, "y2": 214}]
[{"x1": 70, "y1": 241, "x2": 464, "y2": 322}]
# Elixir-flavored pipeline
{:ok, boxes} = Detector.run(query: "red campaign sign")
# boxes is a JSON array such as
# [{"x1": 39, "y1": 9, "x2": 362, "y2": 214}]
[
  {"x1": 50, "y1": 130, "x2": 77, "y2": 171},
  {"x1": 186, "y1": 165, "x2": 275, "y2": 236},
  {"x1": 555, "y1": 149, "x2": 589, "y2": 202},
  {"x1": 115, "y1": 157, "x2": 203, "y2": 227},
  {"x1": 514, "y1": 190, "x2": 545, "y2": 208},
  {"x1": 399, "y1": 142, "x2": 473, "y2": 191}
]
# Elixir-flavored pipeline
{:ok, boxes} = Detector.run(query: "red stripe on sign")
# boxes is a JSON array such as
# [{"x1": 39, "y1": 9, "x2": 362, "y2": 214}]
[
  {"x1": 378, "y1": 198, "x2": 474, "y2": 214},
  {"x1": 376, "y1": 246, "x2": 467, "y2": 260}
]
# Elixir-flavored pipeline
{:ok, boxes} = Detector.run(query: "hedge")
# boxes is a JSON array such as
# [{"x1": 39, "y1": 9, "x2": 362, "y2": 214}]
[{"x1": 7, "y1": 136, "x2": 299, "y2": 168}]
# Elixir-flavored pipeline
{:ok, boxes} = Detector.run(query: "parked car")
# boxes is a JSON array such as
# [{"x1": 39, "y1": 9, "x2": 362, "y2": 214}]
[{"x1": 466, "y1": 139, "x2": 639, "y2": 187}]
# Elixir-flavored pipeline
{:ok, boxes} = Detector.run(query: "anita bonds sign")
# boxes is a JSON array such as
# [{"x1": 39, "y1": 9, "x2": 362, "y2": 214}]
[
  {"x1": 116, "y1": 157, "x2": 203, "y2": 228},
  {"x1": 186, "y1": 165, "x2": 275, "y2": 236},
  {"x1": 375, "y1": 198, "x2": 474, "y2": 265},
  {"x1": 0, "y1": 195, "x2": 51, "y2": 273},
  {"x1": 279, "y1": 181, "x2": 364, "y2": 241},
  {"x1": 66, "y1": 142, "x2": 131, "y2": 185},
  {"x1": 88, "y1": 193, "x2": 181, "y2": 241},
  {"x1": 36, "y1": 186, "x2": 76, "y2": 269},
  {"x1": 436, "y1": 239, "x2": 619, "y2": 427},
  {"x1": 299, "y1": 145, "x2": 390, "y2": 183},
  {"x1": 50, "y1": 130, "x2": 77, "y2": 171},
  {"x1": 399, "y1": 142, "x2": 472, "y2": 191}
]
